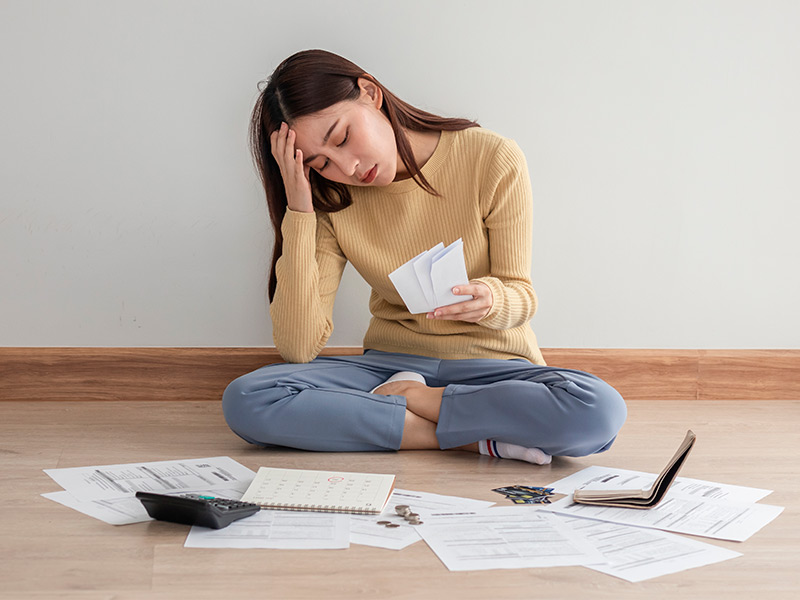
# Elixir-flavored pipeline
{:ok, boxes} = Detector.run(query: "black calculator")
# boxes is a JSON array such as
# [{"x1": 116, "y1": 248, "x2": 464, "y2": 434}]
[{"x1": 136, "y1": 492, "x2": 261, "y2": 529}]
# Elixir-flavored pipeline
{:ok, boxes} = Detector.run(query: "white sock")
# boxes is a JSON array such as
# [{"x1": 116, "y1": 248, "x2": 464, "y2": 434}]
[
  {"x1": 478, "y1": 440, "x2": 552, "y2": 465},
  {"x1": 370, "y1": 371, "x2": 427, "y2": 394}
]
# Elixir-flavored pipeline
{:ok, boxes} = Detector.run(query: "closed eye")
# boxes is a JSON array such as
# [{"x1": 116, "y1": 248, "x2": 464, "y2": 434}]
[{"x1": 319, "y1": 128, "x2": 349, "y2": 171}]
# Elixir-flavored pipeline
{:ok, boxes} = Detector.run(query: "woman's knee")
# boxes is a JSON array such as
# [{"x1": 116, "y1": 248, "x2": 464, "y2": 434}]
[
  {"x1": 221, "y1": 370, "x2": 288, "y2": 444},
  {"x1": 560, "y1": 373, "x2": 627, "y2": 456},
  {"x1": 221, "y1": 374, "x2": 254, "y2": 439}
]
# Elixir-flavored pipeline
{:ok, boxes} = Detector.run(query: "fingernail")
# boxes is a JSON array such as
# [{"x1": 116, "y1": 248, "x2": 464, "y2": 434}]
[
  {"x1": 453, "y1": 287, "x2": 459, "y2": 294},
  {"x1": 426, "y1": 313, "x2": 433, "y2": 319}
]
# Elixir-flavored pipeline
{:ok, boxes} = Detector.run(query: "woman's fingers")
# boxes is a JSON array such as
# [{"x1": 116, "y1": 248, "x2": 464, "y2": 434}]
[
  {"x1": 285, "y1": 128, "x2": 297, "y2": 164},
  {"x1": 270, "y1": 123, "x2": 295, "y2": 172},
  {"x1": 426, "y1": 281, "x2": 494, "y2": 323},
  {"x1": 432, "y1": 309, "x2": 488, "y2": 323},
  {"x1": 269, "y1": 122, "x2": 314, "y2": 213},
  {"x1": 270, "y1": 131, "x2": 286, "y2": 173}
]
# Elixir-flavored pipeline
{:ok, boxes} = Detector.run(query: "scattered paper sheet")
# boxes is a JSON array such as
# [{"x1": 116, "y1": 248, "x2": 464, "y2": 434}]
[
  {"x1": 416, "y1": 507, "x2": 605, "y2": 571},
  {"x1": 548, "y1": 466, "x2": 772, "y2": 504},
  {"x1": 41, "y1": 485, "x2": 251, "y2": 525},
  {"x1": 44, "y1": 456, "x2": 255, "y2": 501},
  {"x1": 389, "y1": 239, "x2": 470, "y2": 314},
  {"x1": 41, "y1": 456, "x2": 255, "y2": 524},
  {"x1": 184, "y1": 509, "x2": 349, "y2": 549},
  {"x1": 350, "y1": 488, "x2": 496, "y2": 550},
  {"x1": 560, "y1": 516, "x2": 742, "y2": 582},
  {"x1": 545, "y1": 495, "x2": 783, "y2": 542}
]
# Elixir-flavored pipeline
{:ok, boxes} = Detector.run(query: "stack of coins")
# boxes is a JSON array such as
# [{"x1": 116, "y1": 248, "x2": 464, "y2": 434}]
[{"x1": 394, "y1": 504, "x2": 423, "y2": 525}]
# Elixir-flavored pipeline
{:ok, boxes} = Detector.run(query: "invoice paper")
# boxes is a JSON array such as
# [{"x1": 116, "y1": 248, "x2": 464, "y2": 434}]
[
  {"x1": 44, "y1": 456, "x2": 255, "y2": 501},
  {"x1": 41, "y1": 484, "x2": 250, "y2": 526},
  {"x1": 350, "y1": 488, "x2": 495, "y2": 550},
  {"x1": 559, "y1": 515, "x2": 742, "y2": 582},
  {"x1": 416, "y1": 507, "x2": 604, "y2": 571},
  {"x1": 184, "y1": 509, "x2": 349, "y2": 549},
  {"x1": 545, "y1": 495, "x2": 783, "y2": 542},
  {"x1": 42, "y1": 456, "x2": 255, "y2": 524},
  {"x1": 548, "y1": 465, "x2": 772, "y2": 504}
]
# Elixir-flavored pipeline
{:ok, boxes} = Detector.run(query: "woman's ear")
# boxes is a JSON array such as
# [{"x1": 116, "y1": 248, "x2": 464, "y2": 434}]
[{"x1": 357, "y1": 76, "x2": 382, "y2": 110}]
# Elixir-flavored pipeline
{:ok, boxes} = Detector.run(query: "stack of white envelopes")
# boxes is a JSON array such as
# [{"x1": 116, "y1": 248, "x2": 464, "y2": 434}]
[{"x1": 388, "y1": 239, "x2": 470, "y2": 314}]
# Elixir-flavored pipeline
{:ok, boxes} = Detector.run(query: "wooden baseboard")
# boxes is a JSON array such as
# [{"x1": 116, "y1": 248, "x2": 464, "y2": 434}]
[{"x1": 0, "y1": 347, "x2": 797, "y2": 402}]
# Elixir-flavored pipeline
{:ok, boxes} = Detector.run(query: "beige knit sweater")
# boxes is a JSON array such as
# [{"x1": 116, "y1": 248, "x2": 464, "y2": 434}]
[{"x1": 270, "y1": 126, "x2": 545, "y2": 365}]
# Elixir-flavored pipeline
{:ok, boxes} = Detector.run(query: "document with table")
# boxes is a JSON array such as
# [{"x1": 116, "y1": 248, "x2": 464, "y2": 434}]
[
  {"x1": 41, "y1": 456, "x2": 256, "y2": 525},
  {"x1": 560, "y1": 516, "x2": 742, "y2": 583},
  {"x1": 544, "y1": 465, "x2": 783, "y2": 542},
  {"x1": 416, "y1": 507, "x2": 605, "y2": 571},
  {"x1": 184, "y1": 509, "x2": 350, "y2": 549}
]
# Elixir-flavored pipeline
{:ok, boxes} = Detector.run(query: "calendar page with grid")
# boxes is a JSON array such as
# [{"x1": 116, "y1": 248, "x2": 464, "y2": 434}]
[{"x1": 241, "y1": 467, "x2": 396, "y2": 514}]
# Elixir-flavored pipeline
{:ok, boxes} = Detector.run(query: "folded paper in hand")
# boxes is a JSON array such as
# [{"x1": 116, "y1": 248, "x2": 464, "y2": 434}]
[
  {"x1": 572, "y1": 430, "x2": 696, "y2": 509},
  {"x1": 388, "y1": 239, "x2": 470, "y2": 314}
]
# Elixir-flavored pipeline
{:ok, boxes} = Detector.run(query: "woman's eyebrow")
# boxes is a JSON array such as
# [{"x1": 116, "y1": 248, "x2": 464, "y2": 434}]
[{"x1": 302, "y1": 118, "x2": 340, "y2": 165}]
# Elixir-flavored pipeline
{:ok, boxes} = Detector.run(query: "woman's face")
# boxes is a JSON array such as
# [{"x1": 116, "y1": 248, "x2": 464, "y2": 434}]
[{"x1": 290, "y1": 78, "x2": 399, "y2": 186}]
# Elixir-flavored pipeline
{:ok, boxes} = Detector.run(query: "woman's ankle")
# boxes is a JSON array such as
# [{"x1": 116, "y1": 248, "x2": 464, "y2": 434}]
[{"x1": 399, "y1": 410, "x2": 439, "y2": 449}]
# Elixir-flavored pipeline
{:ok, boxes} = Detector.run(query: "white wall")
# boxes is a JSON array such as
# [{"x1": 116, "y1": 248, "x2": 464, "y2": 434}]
[{"x1": 1, "y1": 0, "x2": 798, "y2": 349}]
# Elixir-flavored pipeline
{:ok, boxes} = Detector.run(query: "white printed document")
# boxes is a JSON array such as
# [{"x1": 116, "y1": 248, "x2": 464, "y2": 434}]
[
  {"x1": 548, "y1": 465, "x2": 772, "y2": 504},
  {"x1": 42, "y1": 456, "x2": 255, "y2": 525},
  {"x1": 41, "y1": 484, "x2": 250, "y2": 525},
  {"x1": 350, "y1": 488, "x2": 495, "y2": 550},
  {"x1": 44, "y1": 456, "x2": 255, "y2": 501},
  {"x1": 416, "y1": 507, "x2": 604, "y2": 571},
  {"x1": 560, "y1": 516, "x2": 742, "y2": 582},
  {"x1": 184, "y1": 509, "x2": 349, "y2": 549},
  {"x1": 389, "y1": 239, "x2": 470, "y2": 314},
  {"x1": 545, "y1": 495, "x2": 783, "y2": 542}
]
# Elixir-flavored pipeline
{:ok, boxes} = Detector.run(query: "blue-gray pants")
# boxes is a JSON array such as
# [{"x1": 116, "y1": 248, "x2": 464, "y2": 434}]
[{"x1": 222, "y1": 350, "x2": 627, "y2": 457}]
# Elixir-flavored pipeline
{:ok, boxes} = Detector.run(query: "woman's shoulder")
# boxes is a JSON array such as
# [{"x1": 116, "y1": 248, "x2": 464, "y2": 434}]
[
  {"x1": 451, "y1": 126, "x2": 526, "y2": 170},
  {"x1": 454, "y1": 124, "x2": 508, "y2": 146},
  {"x1": 454, "y1": 126, "x2": 524, "y2": 158}
]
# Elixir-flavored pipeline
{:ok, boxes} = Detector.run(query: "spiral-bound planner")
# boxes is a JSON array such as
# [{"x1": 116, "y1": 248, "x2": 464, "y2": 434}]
[{"x1": 240, "y1": 467, "x2": 396, "y2": 514}]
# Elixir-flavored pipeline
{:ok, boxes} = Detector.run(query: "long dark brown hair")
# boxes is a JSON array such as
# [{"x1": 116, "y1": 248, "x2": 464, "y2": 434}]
[{"x1": 249, "y1": 49, "x2": 481, "y2": 301}]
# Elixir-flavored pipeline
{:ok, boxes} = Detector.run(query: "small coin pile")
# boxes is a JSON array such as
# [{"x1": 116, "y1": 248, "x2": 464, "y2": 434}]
[
  {"x1": 492, "y1": 485, "x2": 555, "y2": 504},
  {"x1": 395, "y1": 504, "x2": 423, "y2": 525},
  {"x1": 376, "y1": 504, "x2": 423, "y2": 527}
]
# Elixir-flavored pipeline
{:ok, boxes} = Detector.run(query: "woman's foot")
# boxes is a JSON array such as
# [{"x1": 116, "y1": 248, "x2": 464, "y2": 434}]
[
  {"x1": 373, "y1": 379, "x2": 445, "y2": 423},
  {"x1": 478, "y1": 440, "x2": 552, "y2": 465},
  {"x1": 370, "y1": 371, "x2": 426, "y2": 393}
]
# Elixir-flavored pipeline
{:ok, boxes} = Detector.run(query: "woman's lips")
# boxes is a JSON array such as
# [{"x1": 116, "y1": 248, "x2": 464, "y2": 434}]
[{"x1": 361, "y1": 165, "x2": 377, "y2": 183}]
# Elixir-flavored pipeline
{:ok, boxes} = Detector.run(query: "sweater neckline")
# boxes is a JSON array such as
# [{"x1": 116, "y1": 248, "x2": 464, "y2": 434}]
[{"x1": 372, "y1": 128, "x2": 455, "y2": 195}]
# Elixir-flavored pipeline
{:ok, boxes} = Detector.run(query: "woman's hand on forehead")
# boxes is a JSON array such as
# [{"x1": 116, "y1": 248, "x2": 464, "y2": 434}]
[{"x1": 270, "y1": 121, "x2": 314, "y2": 213}]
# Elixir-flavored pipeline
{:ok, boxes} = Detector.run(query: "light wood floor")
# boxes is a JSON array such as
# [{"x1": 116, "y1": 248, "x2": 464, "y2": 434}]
[{"x1": 2, "y1": 399, "x2": 799, "y2": 599}]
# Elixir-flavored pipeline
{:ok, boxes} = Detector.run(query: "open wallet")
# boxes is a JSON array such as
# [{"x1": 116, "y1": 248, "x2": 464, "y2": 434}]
[{"x1": 572, "y1": 430, "x2": 697, "y2": 509}]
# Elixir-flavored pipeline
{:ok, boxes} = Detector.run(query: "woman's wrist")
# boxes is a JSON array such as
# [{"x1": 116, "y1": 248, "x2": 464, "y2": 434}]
[{"x1": 286, "y1": 205, "x2": 314, "y2": 214}]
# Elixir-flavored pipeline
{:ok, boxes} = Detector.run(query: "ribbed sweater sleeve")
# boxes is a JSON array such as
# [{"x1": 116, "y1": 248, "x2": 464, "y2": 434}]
[
  {"x1": 474, "y1": 138, "x2": 538, "y2": 330},
  {"x1": 269, "y1": 209, "x2": 347, "y2": 363}
]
